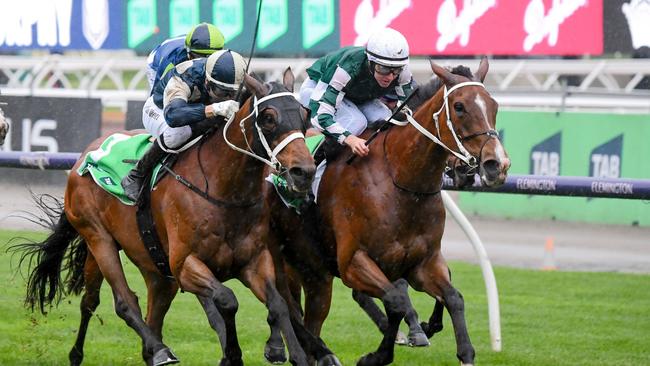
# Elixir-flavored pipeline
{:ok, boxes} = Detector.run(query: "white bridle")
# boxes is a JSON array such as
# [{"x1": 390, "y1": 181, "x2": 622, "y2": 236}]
[
  {"x1": 391, "y1": 81, "x2": 486, "y2": 168},
  {"x1": 223, "y1": 92, "x2": 305, "y2": 172}
]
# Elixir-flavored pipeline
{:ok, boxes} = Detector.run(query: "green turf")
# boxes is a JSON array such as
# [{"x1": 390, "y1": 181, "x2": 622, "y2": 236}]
[{"x1": 1, "y1": 229, "x2": 648, "y2": 365}]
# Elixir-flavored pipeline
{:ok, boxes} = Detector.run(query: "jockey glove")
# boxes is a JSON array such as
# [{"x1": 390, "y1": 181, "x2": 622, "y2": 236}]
[{"x1": 209, "y1": 100, "x2": 239, "y2": 120}]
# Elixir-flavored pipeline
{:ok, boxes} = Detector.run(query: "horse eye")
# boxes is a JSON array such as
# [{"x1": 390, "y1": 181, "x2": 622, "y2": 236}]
[
  {"x1": 260, "y1": 114, "x2": 276, "y2": 131},
  {"x1": 454, "y1": 102, "x2": 464, "y2": 113}
]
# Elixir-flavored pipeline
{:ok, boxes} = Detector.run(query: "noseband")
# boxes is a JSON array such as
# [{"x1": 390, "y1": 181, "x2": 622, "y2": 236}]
[
  {"x1": 223, "y1": 91, "x2": 305, "y2": 172},
  {"x1": 398, "y1": 81, "x2": 498, "y2": 170}
]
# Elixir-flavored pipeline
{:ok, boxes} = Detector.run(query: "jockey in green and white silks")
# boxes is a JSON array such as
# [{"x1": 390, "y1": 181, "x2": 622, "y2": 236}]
[{"x1": 299, "y1": 27, "x2": 414, "y2": 158}]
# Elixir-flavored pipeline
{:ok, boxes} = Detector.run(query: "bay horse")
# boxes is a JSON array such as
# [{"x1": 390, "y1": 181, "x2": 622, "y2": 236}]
[
  {"x1": 11, "y1": 70, "x2": 324, "y2": 366},
  {"x1": 269, "y1": 57, "x2": 510, "y2": 365}
]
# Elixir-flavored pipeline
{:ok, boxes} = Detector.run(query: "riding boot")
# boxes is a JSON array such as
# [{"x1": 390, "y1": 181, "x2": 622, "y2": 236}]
[
  {"x1": 314, "y1": 136, "x2": 344, "y2": 166},
  {"x1": 121, "y1": 141, "x2": 166, "y2": 202}
]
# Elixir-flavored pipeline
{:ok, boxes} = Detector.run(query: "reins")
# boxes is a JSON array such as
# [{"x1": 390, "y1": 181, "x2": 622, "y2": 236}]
[{"x1": 382, "y1": 80, "x2": 498, "y2": 194}]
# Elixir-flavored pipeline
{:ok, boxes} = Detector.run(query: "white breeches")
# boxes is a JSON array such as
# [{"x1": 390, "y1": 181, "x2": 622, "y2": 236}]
[{"x1": 142, "y1": 96, "x2": 191, "y2": 151}]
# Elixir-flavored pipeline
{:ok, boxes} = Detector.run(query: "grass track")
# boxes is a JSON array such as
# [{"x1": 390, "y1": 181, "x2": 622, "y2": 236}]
[{"x1": 1, "y1": 229, "x2": 648, "y2": 365}]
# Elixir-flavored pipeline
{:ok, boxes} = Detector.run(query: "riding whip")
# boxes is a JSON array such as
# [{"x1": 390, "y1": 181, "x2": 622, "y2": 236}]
[{"x1": 346, "y1": 86, "x2": 419, "y2": 164}]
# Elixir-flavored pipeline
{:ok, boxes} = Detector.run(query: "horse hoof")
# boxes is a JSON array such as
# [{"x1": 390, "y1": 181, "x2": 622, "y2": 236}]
[
  {"x1": 264, "y1": 343, "x2": 287, "y2": 364},
  {"x1": 220, "y1": 358, "x2": 244, "y2": 366},
  {"x1": 420, "y1": 321, "x2": 443, "y2": 338},
  {"x1": 357, "y1": 352, "x2": 390, "y2": 366},
  {"x1": 68, "y1": 346, "x2": 83, "y2": 366},
  {"x1": 394, "y1": 330, "x2": 408, "y2": 345},
  {"x1": 317, "y1": 354, "x2": 342, "y2": 366},
  {"x1": 408, "y1": 331, "x2": 430, "y2": 347},
  {"x1": 152, "y1": 348, "x2": 179, "y2": 366}
]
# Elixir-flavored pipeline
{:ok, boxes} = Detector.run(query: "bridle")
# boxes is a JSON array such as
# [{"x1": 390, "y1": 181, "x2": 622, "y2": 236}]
[
  {"x1": 396, "y1": 81, "x2": 499, "y2": 170},
  {"x1": 383, "y1": 81, "x2": 499, "y2": 194},
  {"x1": 223, "y1": 91, "x2": 305, "y2": 173}
]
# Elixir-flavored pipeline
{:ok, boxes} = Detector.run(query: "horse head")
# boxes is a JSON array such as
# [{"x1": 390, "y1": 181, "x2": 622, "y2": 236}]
[
  {"x1": 241, "y1": 69, "x2": 315, "y2": 193},
  {"x1": 430, "y1": 57, "x2": 510, "y2": 187}
]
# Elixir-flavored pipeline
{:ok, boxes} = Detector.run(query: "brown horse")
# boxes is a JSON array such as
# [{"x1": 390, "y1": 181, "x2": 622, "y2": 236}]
[
  {"x1": 11, "y1": 70, "x2": 324, "y2": 366},
  {"x1": 269, "y1": 57, "x2": 510, "y2": 365}
]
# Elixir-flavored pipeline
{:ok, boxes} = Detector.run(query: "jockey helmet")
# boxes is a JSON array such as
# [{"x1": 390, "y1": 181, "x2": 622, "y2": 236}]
[
  {"x1": 205, "y1": 50, "x2": 247, "y2": 92},
  {"x1": 185, "y1": 23, "x2": 225, "y2": 56},
  {"x1": 365, "y1": 28, "x2": 410, "y2": 68}
]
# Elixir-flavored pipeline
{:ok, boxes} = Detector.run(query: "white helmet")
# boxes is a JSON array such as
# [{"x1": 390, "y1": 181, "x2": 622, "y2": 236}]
[
  {"x1": 365, "y1": 28, "x2": 410, "y2": 68},
  {"x1": 205, "y1": 50, "x2": 247, "y2": 90}
]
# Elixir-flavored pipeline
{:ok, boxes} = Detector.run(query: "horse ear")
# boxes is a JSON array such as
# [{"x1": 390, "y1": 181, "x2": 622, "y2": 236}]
[
  {"x1": 430, "y1": 60, "x2": 459, "y2": 86},
  {"x1": 283, "y1": 67, "x2": 295, "y2": 92},
  {"x1": 475, "y1": 56, "x2": 489, "y2": 82},
  {"x1": 244, "y1": 73, "x2": 269, "y2": 98}
]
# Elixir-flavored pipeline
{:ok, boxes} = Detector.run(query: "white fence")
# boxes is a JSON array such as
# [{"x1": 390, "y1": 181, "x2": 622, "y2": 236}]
[{"x1": 1, "y1": 55, "x2": 650, "y2": 113}]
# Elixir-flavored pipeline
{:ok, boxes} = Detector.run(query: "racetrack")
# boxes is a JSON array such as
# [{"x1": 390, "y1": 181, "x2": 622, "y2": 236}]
[{"x1": 1, "y1": 182, "x2": 648, "y2": 274}]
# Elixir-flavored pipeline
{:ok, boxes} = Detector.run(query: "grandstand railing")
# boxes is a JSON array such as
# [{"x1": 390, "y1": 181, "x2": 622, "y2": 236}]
[{"x1": 2, "y1": 56, "x2": 649, "y2": 112}]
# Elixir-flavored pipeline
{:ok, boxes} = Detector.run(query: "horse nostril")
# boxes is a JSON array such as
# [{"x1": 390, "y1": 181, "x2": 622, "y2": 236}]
[
  {"x1": 481, "y1": 159, "x2": 500, "y2": 178},
  {"x1": 289, "y1": 166, "x2": 315, "y2": 182}
]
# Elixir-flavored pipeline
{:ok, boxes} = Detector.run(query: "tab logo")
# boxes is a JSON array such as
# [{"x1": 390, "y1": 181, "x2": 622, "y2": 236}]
[
  {"x1": 530, "y1": 131, "x2": 561, "y2": 176},
  {"x1": 589, "y1": 135, "x2": 623, "y2": 179}
]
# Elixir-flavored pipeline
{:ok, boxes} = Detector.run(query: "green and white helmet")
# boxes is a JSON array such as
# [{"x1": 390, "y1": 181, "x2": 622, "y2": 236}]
[{"x1": 365, "y1": 28, "x2": 410, "y2": 68}]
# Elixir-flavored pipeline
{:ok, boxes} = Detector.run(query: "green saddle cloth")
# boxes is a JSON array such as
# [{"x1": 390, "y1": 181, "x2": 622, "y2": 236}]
[
  {"x1": 77, "y1": 133, "x2": 164, "y2": 205},
  {"x1": 269, "y1": 134, "x2": 324, "y2": 213}
]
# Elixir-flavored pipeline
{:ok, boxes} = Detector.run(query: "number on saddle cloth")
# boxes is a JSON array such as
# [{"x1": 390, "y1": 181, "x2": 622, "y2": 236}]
[{"x1": 76, "y1": 133, "x2": 168, "y2": 205}]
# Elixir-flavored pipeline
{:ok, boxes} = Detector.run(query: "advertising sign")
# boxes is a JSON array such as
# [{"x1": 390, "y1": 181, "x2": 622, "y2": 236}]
[
  {"x1": 0, "y1": 96, "x2": 101, "y2": 153},
  {"x1": 340, "y1": 0, "x2": 603, "y2": 56},
  {"x1": 604, "y1": 0, "x2": 650, "y2": 55},
  {"x1": 126, "y1": 0, "x2": 339, "y2": 56},
  {"x1": 458, "y1": 111, "x2": 650, "y2": 226},
  {"x1": 0, "y1": 0, "x2": 124, "y2": 50}
]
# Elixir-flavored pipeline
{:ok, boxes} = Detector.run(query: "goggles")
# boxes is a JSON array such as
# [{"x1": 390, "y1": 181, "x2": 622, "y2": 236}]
[
  {"x1": 374, "y1": 64, "x2": 403, "y2": 76},
  {"x1": 208, "y1": 83, "x2": 237, "y2": 100}
]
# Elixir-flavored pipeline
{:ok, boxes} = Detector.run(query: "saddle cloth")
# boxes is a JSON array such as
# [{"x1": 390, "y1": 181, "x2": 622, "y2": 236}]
[{"x1": 76, "y1": 133, "x2": 164, "y2": 205}]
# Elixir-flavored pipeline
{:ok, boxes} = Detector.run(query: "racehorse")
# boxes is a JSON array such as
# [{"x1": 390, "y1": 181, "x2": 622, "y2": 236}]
[
  {"x1": 269, "y1": 57, "x2": 510, "y2": 365},
  {"x1": 0, "y1": 106, "x2": 8, "y2": 145},
  {"x1": 10, "y1": 70, "x2": 325, "y2": 366}
]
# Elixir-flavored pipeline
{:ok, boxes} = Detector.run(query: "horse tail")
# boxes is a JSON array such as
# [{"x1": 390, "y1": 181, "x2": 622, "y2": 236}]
[{"x1": 8, "y1": 194, "x2": 87, "y2": 314}]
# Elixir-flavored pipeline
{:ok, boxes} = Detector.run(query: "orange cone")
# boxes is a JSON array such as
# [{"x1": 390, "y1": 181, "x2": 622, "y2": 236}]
[{"x1": 542, "y1": 236, "x2": 557, "y2": 271}]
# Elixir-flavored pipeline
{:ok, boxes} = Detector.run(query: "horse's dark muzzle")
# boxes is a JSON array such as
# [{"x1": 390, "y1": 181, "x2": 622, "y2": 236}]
[
  {"x1": 289, "y1": 165, "x2": 316, "y2": 193},
  {"x1": 480, "y1": 158, "x2": 508, "y2": 187}
]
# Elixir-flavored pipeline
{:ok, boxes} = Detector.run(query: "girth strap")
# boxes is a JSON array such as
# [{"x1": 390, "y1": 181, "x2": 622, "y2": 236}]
[{"x1": 136, "y1": 174, "x2": 174, "y2": 279}]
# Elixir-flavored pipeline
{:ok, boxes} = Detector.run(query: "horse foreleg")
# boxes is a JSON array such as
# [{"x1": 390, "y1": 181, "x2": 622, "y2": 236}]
[
  {"x1": 415, "y1": 255, "x2": 475, "y2": 365},
  {"x1": 242, "y1": 252, "x2": 309, "y2": 366},
  {"x1": 340, "y1": 250, "x2": 412, "y2": 366},
  {"x1": 176, "y1": 254, "x2": 242, "y2": 366},
  {"x1": 69, "y1": 252, "x2": 104, "y2": 366},
  {"x1": 393, "y1": 279, "x2": 429, "y2": 347}
]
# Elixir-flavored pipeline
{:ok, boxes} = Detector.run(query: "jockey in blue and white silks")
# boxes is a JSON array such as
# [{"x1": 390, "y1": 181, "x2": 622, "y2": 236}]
[
  {"x1": 122, "y1": 50, "x2": 246, "y2": 202},
  {"x1": 145, "y1": 22, "x2": 225, "y2": 93}
]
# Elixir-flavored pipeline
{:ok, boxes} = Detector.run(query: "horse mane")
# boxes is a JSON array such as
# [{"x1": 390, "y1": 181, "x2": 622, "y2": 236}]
[{"x1": 407, "y1": 64, "x2": 474, "y2": 111}]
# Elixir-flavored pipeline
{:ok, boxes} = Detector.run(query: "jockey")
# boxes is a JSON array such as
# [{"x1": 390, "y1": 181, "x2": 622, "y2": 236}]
[
  {"x1": 298, "y1": 27, "x2": 414, "y2": 158},
  {"x1": 121, "y1": 49, "x2": 247, "y2": 201},
  {"x1": 145, "y1": 22, "x2": 225, "y2": 92}
]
